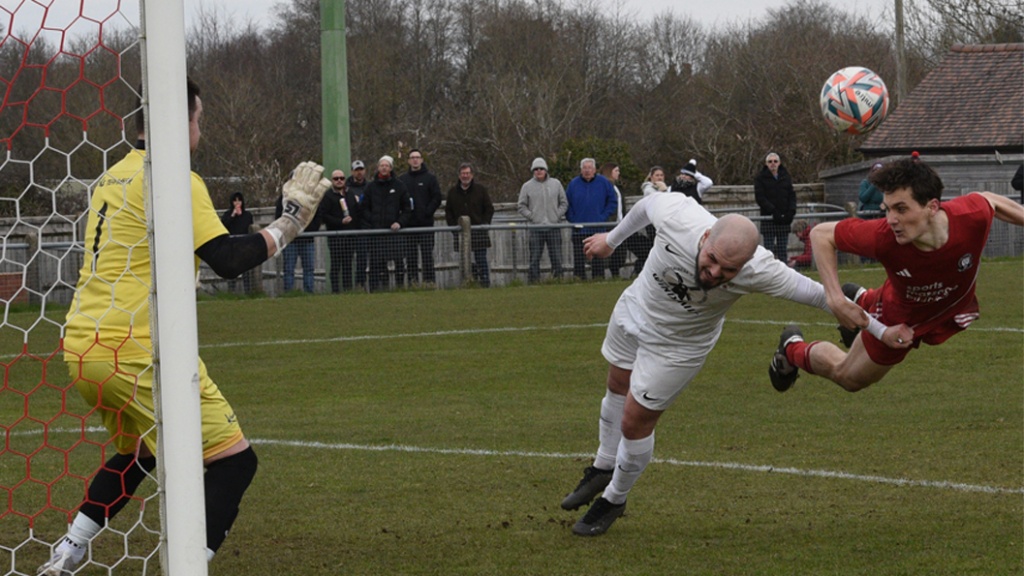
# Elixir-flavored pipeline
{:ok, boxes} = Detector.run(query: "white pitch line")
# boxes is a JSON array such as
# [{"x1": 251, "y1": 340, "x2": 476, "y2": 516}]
[
  {"x1": 198, "y1": 318, "x2": 1022, "y2": 350},
  {"x1": 248, "y1": 437, "x2": 1024, "y2": 496},
  {"x1": 7, "y1": 427, "x2": 1021, "y2": 495}
]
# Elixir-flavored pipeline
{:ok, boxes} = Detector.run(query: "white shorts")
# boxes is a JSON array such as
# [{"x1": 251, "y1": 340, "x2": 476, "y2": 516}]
[{"x1": 600, "y1": 303, "x2": 708, "y2": 411}]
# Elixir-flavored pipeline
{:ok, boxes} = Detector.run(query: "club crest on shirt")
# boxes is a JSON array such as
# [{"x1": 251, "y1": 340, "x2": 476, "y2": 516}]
[{"x1": 957, "y1": 253, "x2": 973, "y2": 273}]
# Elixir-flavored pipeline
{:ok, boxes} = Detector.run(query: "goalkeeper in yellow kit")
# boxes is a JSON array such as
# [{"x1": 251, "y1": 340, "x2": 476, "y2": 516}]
[{"x1": 40, "y1": 79, "x2": 330, "y2": 576}]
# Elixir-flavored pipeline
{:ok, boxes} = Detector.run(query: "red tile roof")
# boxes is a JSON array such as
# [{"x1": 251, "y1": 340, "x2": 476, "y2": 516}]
[{"x1": 859, "y1": 43, "x2": 1024, "y2": 156}]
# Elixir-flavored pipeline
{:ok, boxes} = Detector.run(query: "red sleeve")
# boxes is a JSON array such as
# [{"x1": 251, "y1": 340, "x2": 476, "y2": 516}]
[{"x1": 833, "y1": 217, "x2": 889, "y2": 259}]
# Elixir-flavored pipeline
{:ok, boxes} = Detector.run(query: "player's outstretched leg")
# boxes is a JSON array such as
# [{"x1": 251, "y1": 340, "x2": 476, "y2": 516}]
[
  {"x1": 769, "y1": 324, "x2": 804, "y2": 392},
  {"x1": 837, "y1": 283, "x2": 867, "y2": 348},
  {"x1": 572, "y1": 497, "x2": 627, "y2": 536},
  {"x1": 561, "y1": 466, "x2": 613, "y2": 511}
]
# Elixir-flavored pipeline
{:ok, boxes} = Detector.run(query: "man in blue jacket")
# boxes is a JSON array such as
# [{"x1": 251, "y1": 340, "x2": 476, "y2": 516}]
[{"x1": 566, "y1": 158, "x2": 617, "y2": 280}]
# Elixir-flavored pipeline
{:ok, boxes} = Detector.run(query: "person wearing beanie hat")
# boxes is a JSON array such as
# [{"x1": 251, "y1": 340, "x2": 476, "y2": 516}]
[
  {"x1": 518, "y1": 157, "x2": 567, "y2": 283},
  {"x1": 359, "y1": 153, "x2": 412, "y2": 291},
  {"x1": 669, "y1": 158, "x2": 713, "y2": 205}
]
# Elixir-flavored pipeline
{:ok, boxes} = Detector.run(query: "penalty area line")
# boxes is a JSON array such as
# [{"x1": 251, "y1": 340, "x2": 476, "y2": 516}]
[{"x1": 249, "y1": 437, "x2": 1023, "y2": 496}]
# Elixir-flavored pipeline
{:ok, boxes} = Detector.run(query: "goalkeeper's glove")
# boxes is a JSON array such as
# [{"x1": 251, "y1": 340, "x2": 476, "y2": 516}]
[{"x1": 265, "y1": 161, "x2": 331, "y2": 254}]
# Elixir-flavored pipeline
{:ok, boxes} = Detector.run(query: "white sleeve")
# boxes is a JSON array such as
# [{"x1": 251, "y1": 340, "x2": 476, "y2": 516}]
[
  {"x1": 787, "y1": 271, "x2": 829, "y2": 311},
  {"x1": 694, "y1": 172, "x2": 713, "y2": 197},
  {"x1": 606, "y1": 195, "x2": 655, "y2": 248}
]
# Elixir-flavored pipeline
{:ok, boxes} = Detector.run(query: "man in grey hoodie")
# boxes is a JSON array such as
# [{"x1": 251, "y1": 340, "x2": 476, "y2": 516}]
[{"x1": 517, "y1": 157, "x2": 568, "y2": 283}]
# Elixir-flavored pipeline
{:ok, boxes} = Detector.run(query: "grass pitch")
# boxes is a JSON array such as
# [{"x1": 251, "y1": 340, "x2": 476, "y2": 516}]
[{"x1": 2, "y1": 259, "x2": 1022, "y2": 575}]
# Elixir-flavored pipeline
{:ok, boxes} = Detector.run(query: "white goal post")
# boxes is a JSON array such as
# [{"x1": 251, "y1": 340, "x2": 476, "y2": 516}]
[{"x1": 140, "y1": 0, "x2": 209, "y2": 574}]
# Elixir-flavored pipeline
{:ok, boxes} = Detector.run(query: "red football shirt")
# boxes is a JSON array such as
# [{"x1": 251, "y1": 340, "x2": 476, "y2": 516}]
[{"x1": 834, "y1": 193, "x2": 994, "y2": 330}]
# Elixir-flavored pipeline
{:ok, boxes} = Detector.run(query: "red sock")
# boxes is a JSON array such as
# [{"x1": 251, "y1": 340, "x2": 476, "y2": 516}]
[{"x1": 786, "y1": 341, "x2": 820, "y2": 375}]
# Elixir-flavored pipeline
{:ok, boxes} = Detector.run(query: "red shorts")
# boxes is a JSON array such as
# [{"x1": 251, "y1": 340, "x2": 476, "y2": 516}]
[{"x1": 857, "y1": 287, "x2": 975, "y2": 366}]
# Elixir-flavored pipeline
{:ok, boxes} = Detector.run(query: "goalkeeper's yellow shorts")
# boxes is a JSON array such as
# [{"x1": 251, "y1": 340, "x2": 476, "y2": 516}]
[{"x1": 67, "y1": 357, "x2": 245, "y2": 460}]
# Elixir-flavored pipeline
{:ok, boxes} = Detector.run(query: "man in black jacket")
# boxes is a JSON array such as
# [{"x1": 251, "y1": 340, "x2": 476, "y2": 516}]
[
  {"x1": 359, "y1": 155, "x2": 412, "y2": 292},
  {"x1": 398, "y1": 149, "x2": 443, "y2": 286},
  {"x1": 320, "y1": 169, "x2": 363, "y2": 293},
  {"x1": 753, "y1": 152, "x2": 797, "y2": 261},
  {"x1": 347, "y1": 160, "x2": 370, "y2": 290}
]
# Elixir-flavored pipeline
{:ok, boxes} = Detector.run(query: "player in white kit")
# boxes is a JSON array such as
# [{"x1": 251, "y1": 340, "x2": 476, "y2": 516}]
[{"x1": 563, "y1": 192, "x2": 831, "y2": 536}]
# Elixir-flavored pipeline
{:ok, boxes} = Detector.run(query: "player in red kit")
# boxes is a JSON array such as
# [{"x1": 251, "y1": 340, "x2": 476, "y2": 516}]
[{"x1": 768, "y1": 154, "x2": 1024, "y2": 393}]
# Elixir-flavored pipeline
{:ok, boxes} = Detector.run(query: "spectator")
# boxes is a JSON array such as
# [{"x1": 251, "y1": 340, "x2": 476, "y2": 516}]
[
  {"x1": 1012, "y1": 164, "x2": 1023, "y2": 203},
  {"x1": 347, "y1": 160, "x2": 370, "y2": 290},
  {"x1": 320, "y1": 169, "x2": 362, "y2": 293},
  {"x1": 601, "y1": 162, "x2": 652, "y2": 278},
  {"x1": 858, "y1": 162, "x2": 885, "y2": 217},
  {"x1": 669, "y1": 159, "x2": 713, "y2": 205},
  {"x1": 566, "y1": 158, "x2": 617, "y2": 280},
  {"x1": 359, "y1": 155, "x2": 412, "y2": 292},
  {"x1": 398, "y1": 149, "x2": 443, "y2": 287},
  {"x1": 220, "y1": 191, "x2": 255, "y2": 293},
  {"x1": 787, "y1": 219, "x2": 813, "y2": 269},
  {"x1": 641, "y1": 166, "x2": 668, "y2": 196},
  {"x1": 445, "y1": 163, "x2": 495, "y2": 287},
  {"x1": 753, "y1": 151, "x2": 797, "y2": 261},
  {"x1": 517, "y1": 157, "x2": 567, "y2": 283},
  {"x1": 275, "y1": 190, "x2": 322, "y2": 293}
]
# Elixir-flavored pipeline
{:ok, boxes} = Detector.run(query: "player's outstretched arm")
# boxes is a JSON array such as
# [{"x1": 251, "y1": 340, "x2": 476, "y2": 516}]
[
  {"x1": 977, "y1": 191, "x2": 1024, "y2": 227},
  {"x1": 262, "y1": 161, "x2": 332, "y2": 257},
  {"x1": 583, "y1": 234, "x2": 613, "y2": 260},
  {"x1": 810, "y1": 221, "x2": 868, "y2": 331}
]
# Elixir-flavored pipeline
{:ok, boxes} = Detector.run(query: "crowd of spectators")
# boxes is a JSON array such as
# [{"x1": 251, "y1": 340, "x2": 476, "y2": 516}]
[{"x1": 233, "y1": 149, "x2": 904, "y2": 294}]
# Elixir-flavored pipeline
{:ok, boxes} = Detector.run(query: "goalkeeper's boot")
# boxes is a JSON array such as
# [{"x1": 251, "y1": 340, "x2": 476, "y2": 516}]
[
  {"x1": 769, "y1": 324, "x2": 803, "y2": 392},
  {"x1": 572, "y1": 497, "x2": 626, "y2": 536},
  {"x1": 561, "y1": 466, "x2": 613, "y2": 511},
  {"x1": 838, "y1": 282, "x2": 868, "y2": 348},
  {"x1": 38, "y1": 537, "x2": 85, "y2": 576}
]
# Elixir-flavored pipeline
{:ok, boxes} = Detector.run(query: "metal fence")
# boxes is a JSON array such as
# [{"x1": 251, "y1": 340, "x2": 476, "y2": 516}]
[{"x1": 3, "y1": 199, "x2": 1022, "y2": 303}]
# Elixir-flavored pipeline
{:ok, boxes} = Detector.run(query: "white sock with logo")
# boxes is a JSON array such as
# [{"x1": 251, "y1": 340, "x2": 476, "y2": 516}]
[
  {"x1": 602, "y1": 433, "x2": 655, "y2": 505},
  {"x1": 594, "y1": 389, "x2": 626, "y2": 471}
]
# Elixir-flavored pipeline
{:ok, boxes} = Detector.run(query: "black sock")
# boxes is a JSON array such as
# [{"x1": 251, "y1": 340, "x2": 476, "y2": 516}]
[
  {"x1": 79, "y1": 453, "x2": 157, "y2": 525},
  {"x1": 204, "y1": 447, "x2": 258, "y2": 553}
]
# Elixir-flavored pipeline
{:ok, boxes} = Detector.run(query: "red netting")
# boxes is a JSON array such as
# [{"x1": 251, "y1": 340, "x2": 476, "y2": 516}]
[{"x1": 0, "y1": 3, "x2": 158, "y2": 573}]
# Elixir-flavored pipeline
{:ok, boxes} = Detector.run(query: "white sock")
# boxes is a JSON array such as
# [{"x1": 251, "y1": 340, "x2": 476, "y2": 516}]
[
  {"x1": 602, "y1": 433, "x2": 655, "y2": 505},
  {"x1": 593, "y1": 389, "x2": 626, "y2": 471},
  {"x1": 66, "y1": 513, "x2": 102, "y2": 548},
  {"x1": 207, "y1": 547, "x2": 216, "y2": 562}
]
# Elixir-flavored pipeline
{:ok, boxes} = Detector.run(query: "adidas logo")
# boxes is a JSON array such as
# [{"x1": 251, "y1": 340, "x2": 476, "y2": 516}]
[{"x1": 896, "y1": 268, "x2": 912, "y2": 278}]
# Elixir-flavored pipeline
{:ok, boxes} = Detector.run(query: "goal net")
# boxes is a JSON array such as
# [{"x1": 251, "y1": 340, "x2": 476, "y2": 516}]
[{"x1": 1, "y1": 1, "x2": 203, "y2": 574}]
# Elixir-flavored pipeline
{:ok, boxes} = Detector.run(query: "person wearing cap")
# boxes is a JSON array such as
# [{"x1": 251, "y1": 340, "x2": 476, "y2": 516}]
[
  {"x1": 858, "y1": 162, "x2": 885, "y2": 217},
  {"x1": 669, "y1": 159, "x2": 713, "y2": 205},
  {"x1": 359, "y1": 155, "x2": 412, "y2": 291},
  {"x1": 517, "y1": 157, "x2": 568, "y2": 283},
  {"x1": 753, "y1": 151, "x2": 797, "y2": 261},
  {"x1": 347, "y1": 160, "x2": 370, "y2": 289},
  {"x1": 398, "y1": 149, "x2": 443, "y2": 287}
]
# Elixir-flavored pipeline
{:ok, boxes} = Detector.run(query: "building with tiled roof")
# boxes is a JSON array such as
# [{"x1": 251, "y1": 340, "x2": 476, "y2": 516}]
[{"x1": 859, "y1": 43, "x2": 1022, "y2": 156}]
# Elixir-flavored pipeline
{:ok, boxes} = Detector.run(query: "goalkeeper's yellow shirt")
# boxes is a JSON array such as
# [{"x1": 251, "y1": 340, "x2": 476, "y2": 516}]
[{"x1": 64, "y1": 149, "x2": 227, "y2": 362}]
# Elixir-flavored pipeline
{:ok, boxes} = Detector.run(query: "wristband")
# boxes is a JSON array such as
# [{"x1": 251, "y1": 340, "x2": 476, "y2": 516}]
[
  {"x1": 865, "y1": 315, "x2": 887, "y2": 340},
  {"x1": 266, "y1": 227, "x2": 286, "y2": 256}
]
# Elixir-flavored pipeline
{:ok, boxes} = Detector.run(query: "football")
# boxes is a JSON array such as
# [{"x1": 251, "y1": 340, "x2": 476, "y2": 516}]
[{"x1": 820, "y1": 67, "x2": 890, "y2": 135}]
